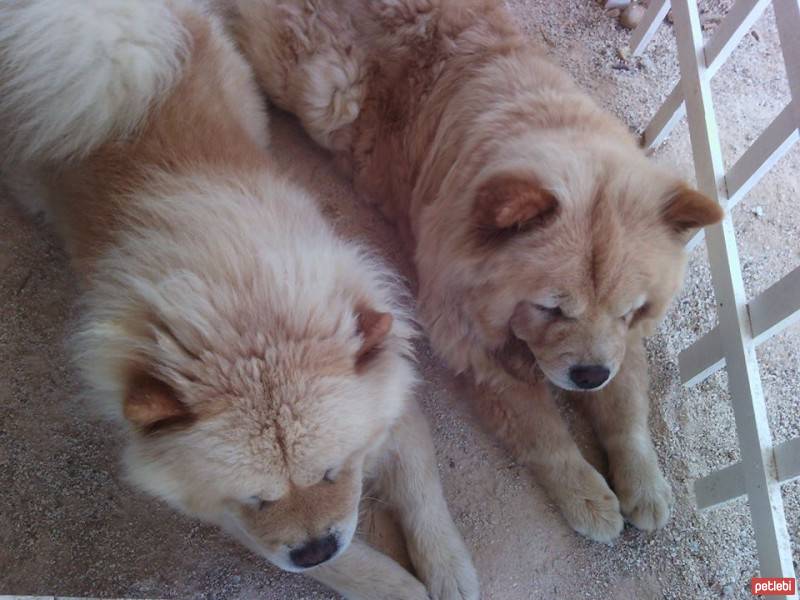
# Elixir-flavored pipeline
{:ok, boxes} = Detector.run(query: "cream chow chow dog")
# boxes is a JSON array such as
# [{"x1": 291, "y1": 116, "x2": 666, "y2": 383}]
[
  {"x1": 224, "y1": 0, "x2": 724, "y2": 542},
  {"x1": 0, "y1": 1, "x2": 477, "y2": 598}
]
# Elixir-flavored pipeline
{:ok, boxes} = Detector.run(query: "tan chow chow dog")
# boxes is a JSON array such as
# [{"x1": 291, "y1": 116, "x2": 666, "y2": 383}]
[
  {"x1": 225, "y1": 0, "x2": 724, "y2": 542},
  {"x1": 0, "y1": 1, "x2": 477, "y2": 598}
]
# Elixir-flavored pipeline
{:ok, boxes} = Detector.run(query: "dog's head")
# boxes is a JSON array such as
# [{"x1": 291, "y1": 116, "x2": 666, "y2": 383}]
[
  {"x1": 460, "y1": 138, "x2": 723, "y2": 391},
  {"x1": 124, "y1": 304, "x2": 411, "y2": 571},
  {"x1": 85, "y1": 262, "x2": 415, "y2": 572}
]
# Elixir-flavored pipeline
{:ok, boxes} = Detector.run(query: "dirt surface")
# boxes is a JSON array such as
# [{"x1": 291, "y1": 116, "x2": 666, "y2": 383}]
[{"x1": 1, "y1": 1, "x2": 797, "y2": 599}]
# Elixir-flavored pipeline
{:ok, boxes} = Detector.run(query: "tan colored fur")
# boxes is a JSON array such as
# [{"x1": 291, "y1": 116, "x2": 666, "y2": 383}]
[
  {"x1": 1, "y1": 1, "x2": 477, "y2": 598},
  {"x1": 42, "y1": 8, "x2": 268, "y2": 275},
  {"x1": 226, "y1": 0, "x2": 723, "y2": 542}
]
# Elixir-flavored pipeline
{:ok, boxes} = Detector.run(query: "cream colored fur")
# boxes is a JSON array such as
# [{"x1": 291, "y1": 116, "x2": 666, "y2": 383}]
[
  {"x1": 0, "y1": 1, "x2": 477, "y2": 598},
  {"x1": 226, "y1": 0, "x2": 723, "y2": 543},
  {"x1": 0, "y1": 0, "x2": 190, "y2": 165}
]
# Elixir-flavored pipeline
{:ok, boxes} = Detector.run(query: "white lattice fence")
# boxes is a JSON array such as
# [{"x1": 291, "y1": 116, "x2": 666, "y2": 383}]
[{"x1": 628, "y1": 0, "x2": 800, "y2": 593}]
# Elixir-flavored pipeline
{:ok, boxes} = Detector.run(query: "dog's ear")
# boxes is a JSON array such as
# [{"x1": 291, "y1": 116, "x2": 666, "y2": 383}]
[
  {"x1": 474, "y1": 174, "x2": 559, "y2": 231},
  {"x1": 662, "y1": 185, "x2": 723, "y2": 236},
  {"x1": 355, "y1": 306, "x2": 393, "y2": 367},
  {"x1": 124, "y1": 370, "x2": 192, "y2": 432}
]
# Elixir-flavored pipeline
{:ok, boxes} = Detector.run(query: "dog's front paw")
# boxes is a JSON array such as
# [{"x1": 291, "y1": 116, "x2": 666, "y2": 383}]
[
  {"x1": 352, "y1": 571, "x2": 431, "y2": 600},
  {"x1": 615, "y1": 458, "x2": 674, "y2": 531},
  {"x1": 423, "y1": 551, "x2": 479, "y2": 600},
  {"x1": 395, "y1": 581, "x2": 434, "y2": 600},
  {"x1": 408, "y1": 529, "x2": 479, "y2": 600},
  {"x1": 556, "y1": 462, "x2": 624, "y2": 543}
]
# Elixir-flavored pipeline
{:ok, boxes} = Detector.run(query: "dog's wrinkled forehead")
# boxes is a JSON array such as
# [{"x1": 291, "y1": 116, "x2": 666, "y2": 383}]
[
  {"x1": 217, "y1": 356, "x2": 387, "y2": 485},
  {"x1": 182, "y1": 390, "x2": 365, "y2": 499},
  {"x1": 136, "y1": 303, "x2": 408, "y2": 494}
]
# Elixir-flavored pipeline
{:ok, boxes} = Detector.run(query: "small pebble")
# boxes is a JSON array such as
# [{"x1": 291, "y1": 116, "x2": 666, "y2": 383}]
[
  {"x1": 721, "y1": 584, "x2": 734, "y2": 598},
  {"x1": 607, "y1": 8, "x2": 621, "y2": 18},
  {"x1": 753, "y1": 206, "x2": 764, "y2": 218},
  {"x1": 621, "y1": 4, "x2": 645, "y2": 29},
  {"x1": 701, "y1": 13, "x2": 723, "y2": 30},
  {"x1": 603, "y1": 0, "x2": 631, "y2": 9},
  {"x1": 638, "y1": 55, "x2": 655, "y2": 71},
  {"x1": 751, "y1": 29, "x2": 760, "y2": 42}
]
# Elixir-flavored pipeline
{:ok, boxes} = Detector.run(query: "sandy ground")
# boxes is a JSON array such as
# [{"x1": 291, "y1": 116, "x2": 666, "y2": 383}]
[{"x1": 1, "y1": 1, "x2": 798, "y2": 599}]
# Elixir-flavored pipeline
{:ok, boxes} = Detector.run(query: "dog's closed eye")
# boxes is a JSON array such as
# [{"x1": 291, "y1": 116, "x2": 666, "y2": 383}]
[
  {"x1": 621, "y1": 301, "x2": 651, "y2": 325},
  {"x1": 631, "y1": 302, "x2": 651, "y2": 324},
  {"x1": 246, "y1": 495, "x2": 275, "y2": 511},
  {"x1": 533, "y1": 304, "x2": 565, "y2": 319}
]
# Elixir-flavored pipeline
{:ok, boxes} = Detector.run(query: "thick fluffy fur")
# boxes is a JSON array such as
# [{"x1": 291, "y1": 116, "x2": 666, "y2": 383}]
[
  {"x1": 226, "y1": 0, "x2": 724, "y2": 542},
  {"x1": 0, "y1": 0, "x2": 189, "y2": 165},
  {"x1": 0, "y1": 2, "x2": 477, "y2": 598}
]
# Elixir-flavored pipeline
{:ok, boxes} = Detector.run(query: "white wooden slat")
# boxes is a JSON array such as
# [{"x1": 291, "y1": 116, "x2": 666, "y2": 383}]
[
  {"x1": 726, "y1": 103, "x2": 799, "y2": 205},
  {"x1": 775, "y1": 437, "x2": 800, "y2": 482},
  {"x1": 773, "y1": 0, "x2": 800, "y2": 112},
  {"x1": 640, "y1": 0, "x2": 772, "y2": 149},
  {"x1": 630, "y1": 0, "x2": 671, "y2": 57},
  {"x1": 701, "y1": 227, "x2": 795, "y2": 579},
  {"x1": 678, "y1": 325, "x2": 724, "y2": 386},
  {"x1": 671, "y1": 0, "x2": 795, "y2": 582},
  {"x1": 695, "y1": 462, "x2": 744, "y2": 509},
  {"x1": 643, "y1": 82, "x2": 686, "y2": 150},
  {"x1": 749, "y1": 264, "x2": 800, "y2": 344},
  {"x1": 704, "y1": 0, "x2": 773, "y2": 71},
  {"x1": 679, "y1": 264, "x2": 800, "y2": 385},
  {"x1": 685, "y1": 224, "x2": 706, "y2": 252},
  {"x1": 685, "y1": 103, "x2": 797, "y2": 249},
  {"x1": 695, "y1": 436, "x2": 800, "y2": 509}
]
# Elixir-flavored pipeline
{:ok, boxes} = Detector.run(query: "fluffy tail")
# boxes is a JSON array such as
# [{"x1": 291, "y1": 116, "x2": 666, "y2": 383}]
[
  {"x1": 229, "y1": 0, "x2": 365, "y2": 151},
  {"x1": 0, "y1": 0, "x2": 190, "y2": 165}
]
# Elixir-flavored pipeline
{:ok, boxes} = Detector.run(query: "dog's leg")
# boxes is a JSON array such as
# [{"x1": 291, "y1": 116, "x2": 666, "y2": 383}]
[
  {"x1": 580, "y1": 337, "x2": 674, "y2": 531},
  {"x1": 475, "y1": 380, "x2": 624, "y2": 542},
  {"x1": 309, "y1": 537, "x2": 430, "y2": 600},
  {"x1": 375, "y1": 399, "x2": 479, "y2": 600}
]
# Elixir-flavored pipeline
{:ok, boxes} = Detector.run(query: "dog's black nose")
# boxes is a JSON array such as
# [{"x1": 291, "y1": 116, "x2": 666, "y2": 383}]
[
  {"x1": 569, "y1": 365, "x2": 610, "y2": 390},
  {"x1": 290, "y1": 534, "x2": 339, "y2": 569}
]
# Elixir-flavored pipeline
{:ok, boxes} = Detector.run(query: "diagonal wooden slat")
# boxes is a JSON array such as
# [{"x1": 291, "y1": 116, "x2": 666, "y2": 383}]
[
  {"x1": 725, "y1": 103, "x2": 799, "y2": 205},
  {"x1": 695, "y1": 437, "x2": 800, "y2": 509},
  {"x1": 747, "y1": 264, "x2": 800, "y2": 343},
  {"x1": 643, "y1": 82, "x2": 686, "y2": 150},
  {"x1": 678, "y1": 264, "x2": 800, "y2": 385},
  {"x1": 639, "y1": 0, "x2": 773, "y2": 150},
  {"x1": 704, "y1": 0, "x2": 773, "y2": 68},
  {"x1": 671, "y1": 0, "x2": 795, "y2": 585},
  {"x1": 633, "y1": 0, "x2": 798, "y2": 588},
  {"x1": 694, "y1": 461, "x2": 743, "y2": 510},
  {"x1": 773, "y1": 0, "x2": 800, "y2": 110},
  {"x1": 775, "y1": 437, "x2": 800, "y2": 482},
  {"x1": 685, "y1": 103, "x2": 797, "y2": 251},
  {"x1": 678, "y1": 323, "x2": 723, "y2": 386},
  {"x1": 630, "y1": 0, "x2": 671, "y2": 57}
]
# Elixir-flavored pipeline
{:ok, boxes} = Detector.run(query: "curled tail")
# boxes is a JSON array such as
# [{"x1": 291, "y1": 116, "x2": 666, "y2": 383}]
[
  {"x1": 229, "y1": 0, "x2": 365, "y2": 151},
  {"x1": 0, "y1": 0, "x2": 190, "y2": 165}
]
